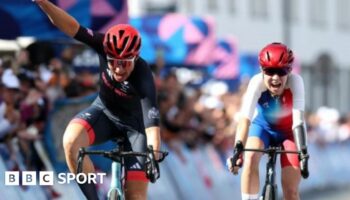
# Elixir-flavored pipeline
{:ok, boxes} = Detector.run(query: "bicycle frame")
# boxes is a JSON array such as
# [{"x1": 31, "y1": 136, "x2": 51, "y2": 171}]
[
  {"x1": 77, "y1": 139, "x2": 129, "y2": 200},
  {"x1": 108, "y1": 161, "x2": 124, "y2": 200},
  {"x1": 108, "y1": 138, "x2": 125, "y2": 200},
  {"x1": 242, "y1": 147, "x2": 300, "y2": 200},
  {"x1": 261, "y1": 147, "x2": 278, "y2": 200},
  {"x1": 77, "y1": 138, "x2": 168, "y2": 200}
]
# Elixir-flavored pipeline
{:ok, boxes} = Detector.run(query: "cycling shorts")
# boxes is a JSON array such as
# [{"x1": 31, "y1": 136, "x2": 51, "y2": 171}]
[
  {"x1": 69, "y1": 103, "x2": 148, "y2": 182},
  {"x1": 249, "y1": 123, "x2": 299, "y2": 168}
]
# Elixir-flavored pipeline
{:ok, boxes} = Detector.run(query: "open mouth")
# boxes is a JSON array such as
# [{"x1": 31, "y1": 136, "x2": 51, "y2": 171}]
[
  {"x1": 112, "y1": 70, "x2": 126, "y2": 77},
  {"x1": 270, "y1": 82, "x2": 281, "y2": 89},
  {"x1": 115, "y1": 73, "x2": 125, "y2": 77},
  {"x1": 113, "y1": 73, "x2": 126, "y2": 81}
]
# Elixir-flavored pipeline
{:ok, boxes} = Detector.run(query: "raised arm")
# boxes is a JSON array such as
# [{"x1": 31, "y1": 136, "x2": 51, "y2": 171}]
[{"x1": 34, "y1": 0, "x2": 79, "y2": 37}]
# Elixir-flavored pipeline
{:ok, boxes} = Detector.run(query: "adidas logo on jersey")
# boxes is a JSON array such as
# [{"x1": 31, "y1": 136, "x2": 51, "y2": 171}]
[{"x1": 130, "y1": 163, "x2": 142, "y2": 170}]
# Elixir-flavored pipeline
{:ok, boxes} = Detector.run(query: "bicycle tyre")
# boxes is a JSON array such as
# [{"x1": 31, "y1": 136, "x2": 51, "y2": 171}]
[
  {"x1": 108, "y1": 188, "x2": 124, "y2": 200},
  {"x1": 262, "y1": 184, "x2": 276, "y2": 200}
]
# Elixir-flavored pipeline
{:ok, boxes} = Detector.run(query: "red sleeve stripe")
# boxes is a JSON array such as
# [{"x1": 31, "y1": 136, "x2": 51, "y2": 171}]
[{"x1": 69, "y1": 118, "x2": 96, "y2": 145}]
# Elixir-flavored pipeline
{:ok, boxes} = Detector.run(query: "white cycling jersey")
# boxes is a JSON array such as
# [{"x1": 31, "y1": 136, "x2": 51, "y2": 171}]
[{"x1": 240, "y1": 73, "x2": 305, "y2": 130}]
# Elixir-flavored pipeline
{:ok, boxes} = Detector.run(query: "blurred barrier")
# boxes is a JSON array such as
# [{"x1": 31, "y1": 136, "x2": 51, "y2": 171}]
[
  {"x1": 300, "y1": 142, "x2": 350, "y2": 189},
  {"x1": 43, "y1": 93, "x2": 350, "y2": 199},
  {"x1": 44, "y1": 93, "x2": 98, "y2": 172},
  {"x1": 0, "y1": 147, "x2": 54, "y2": 200},
  {"x1": 148, "y1": 142, "x2": 240, "y2": 200},
  {"x1": 1, "y1": 134, "x2": 350, "y2": 199},
  {"x1": 148, "y1": 141, "x2": 350, "y2": 200}
]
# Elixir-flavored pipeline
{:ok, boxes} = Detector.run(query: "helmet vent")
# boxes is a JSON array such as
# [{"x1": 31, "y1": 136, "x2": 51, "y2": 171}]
[
  {"x1": 135, "y1": 40, "x2": 141, "y2": 52},
  {"x1": 115, "y1": 36, "x2": 128, "y2": 55},
  {"x1": 279, "y1": 52, "x2": 285, "y2": 63},
  {"x1": 113, "y1": 35, "x2": 122, "y2": 54},
  {"x1": 118, "y1": 30, "x2": 125, "y2": 38},
  {"x1": 106, "y1": 34, "x2": 113, "y2": 50},
  {"x1": 127, "y1": 36, "x2": 137, "y2": 53}
]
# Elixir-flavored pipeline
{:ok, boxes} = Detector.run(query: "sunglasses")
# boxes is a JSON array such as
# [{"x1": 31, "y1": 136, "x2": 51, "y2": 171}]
[
  {"x1": 107, "y1": 56, "x2": 136, "y2": 66},
  {"x1": 263, "y1": 67, "x2": 290, "y2": 76}
]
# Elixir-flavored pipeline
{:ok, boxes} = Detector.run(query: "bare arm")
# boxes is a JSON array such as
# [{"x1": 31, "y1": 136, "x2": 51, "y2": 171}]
[
  {"x1": 228, "y1": 117, "x2": 250, "y2": 174},
  {"x1": 234, "y1": 74, "x2": 262, "y2": 146},
  {"x1": 34, "y1": 0, "x2": 79, "y2": 37},
  {"x1": 145, "y1": 126, "x2": 161, "y2": 158},
  {"x1": 234, "y1": 117, "x2": 251, "y2": 146}
]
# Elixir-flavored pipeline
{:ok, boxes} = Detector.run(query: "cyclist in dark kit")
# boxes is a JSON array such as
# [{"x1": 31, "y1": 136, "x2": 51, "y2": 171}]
[{"x1": 34, "y1": 1, "x2": 161, "y2": 199}]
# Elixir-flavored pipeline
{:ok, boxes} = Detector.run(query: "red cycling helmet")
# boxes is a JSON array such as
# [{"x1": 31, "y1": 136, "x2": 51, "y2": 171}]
[
  {"x1": 259, "y1": 42, "x2": 294, "y2": 68},
  {"x1": 103, "y1": 24, "x2": 141, "y2": 59}
]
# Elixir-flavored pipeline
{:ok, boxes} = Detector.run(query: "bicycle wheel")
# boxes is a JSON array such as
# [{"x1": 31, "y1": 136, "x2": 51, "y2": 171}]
[
  {"x1": 262, "y1": 184, "x2": 277, "y2": 200},
  {"x1": 108, "y1": 188, "x2": 124, "y2": 200}
]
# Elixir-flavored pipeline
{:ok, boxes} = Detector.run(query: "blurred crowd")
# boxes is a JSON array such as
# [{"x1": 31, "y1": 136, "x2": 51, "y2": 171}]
[{"x1": 1, "y1": 43, "x2": 350, "y2": 198}]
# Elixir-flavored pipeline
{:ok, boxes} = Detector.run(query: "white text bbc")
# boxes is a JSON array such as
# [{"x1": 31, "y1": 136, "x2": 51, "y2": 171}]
[{"x1": 5, "y1": 171, "x2": 106, "y2": 185}]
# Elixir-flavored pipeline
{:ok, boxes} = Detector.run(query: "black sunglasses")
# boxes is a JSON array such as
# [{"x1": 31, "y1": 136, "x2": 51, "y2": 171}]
[{"x1": 263, "y1": 67, "x2": 290, "y2": 76}]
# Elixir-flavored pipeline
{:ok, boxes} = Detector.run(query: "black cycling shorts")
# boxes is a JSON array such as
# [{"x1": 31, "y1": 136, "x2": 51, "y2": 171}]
[{"x1": 69, "y1": 102, "x2": 148, "y2": 182}]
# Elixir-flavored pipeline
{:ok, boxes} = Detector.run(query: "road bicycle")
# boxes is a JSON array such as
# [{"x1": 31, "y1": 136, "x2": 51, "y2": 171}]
[
  {"x1": 77, "y1": 137, "x2": 168, "y2": 200},
  {"x1": 231, "y1": 142, "x2": 301, "y2": 200}
]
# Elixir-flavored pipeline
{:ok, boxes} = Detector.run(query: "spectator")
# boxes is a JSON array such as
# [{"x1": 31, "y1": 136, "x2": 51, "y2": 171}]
[
  {"x1": 338, "y1": 114, "x2": 350, "y2": 142},
  {"x1": 0, "y1": 68, "x2": 21, "y2": 173},
  {"x1": 0, "y1": 69, "x2": 21, "y2": 139}
]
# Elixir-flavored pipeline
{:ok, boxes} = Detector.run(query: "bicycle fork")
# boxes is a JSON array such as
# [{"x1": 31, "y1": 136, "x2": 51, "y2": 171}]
[{"x1": 261, "y1": 152, "x2": 278, "y2": 200}]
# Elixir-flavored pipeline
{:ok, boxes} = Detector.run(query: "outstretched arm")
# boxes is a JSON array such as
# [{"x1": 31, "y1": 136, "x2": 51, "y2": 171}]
[{"x1": 34, "y1": 0, "x2": 79, "y2": 37}]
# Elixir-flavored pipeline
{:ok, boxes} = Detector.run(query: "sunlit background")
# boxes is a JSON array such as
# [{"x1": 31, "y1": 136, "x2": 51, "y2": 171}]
[{"x1": 1, "y1": 0, "x2": 350, "y2": 199}]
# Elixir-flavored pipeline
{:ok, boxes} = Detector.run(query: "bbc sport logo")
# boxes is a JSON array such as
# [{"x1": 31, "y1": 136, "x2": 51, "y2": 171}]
[{"x1": 5, "y1": 171, "x2": 106, "y2": 186}]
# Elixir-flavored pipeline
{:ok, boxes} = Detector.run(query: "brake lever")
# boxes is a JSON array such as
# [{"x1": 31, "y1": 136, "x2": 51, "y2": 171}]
[{"x1": 156, "y1": 151, "x2": 168, "y2": 162}]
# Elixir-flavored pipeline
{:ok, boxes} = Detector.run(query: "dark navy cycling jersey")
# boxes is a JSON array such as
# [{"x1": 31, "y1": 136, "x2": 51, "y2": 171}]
[{"x1": 73, "y1": 26, "x2": 160, "y2": 129}]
